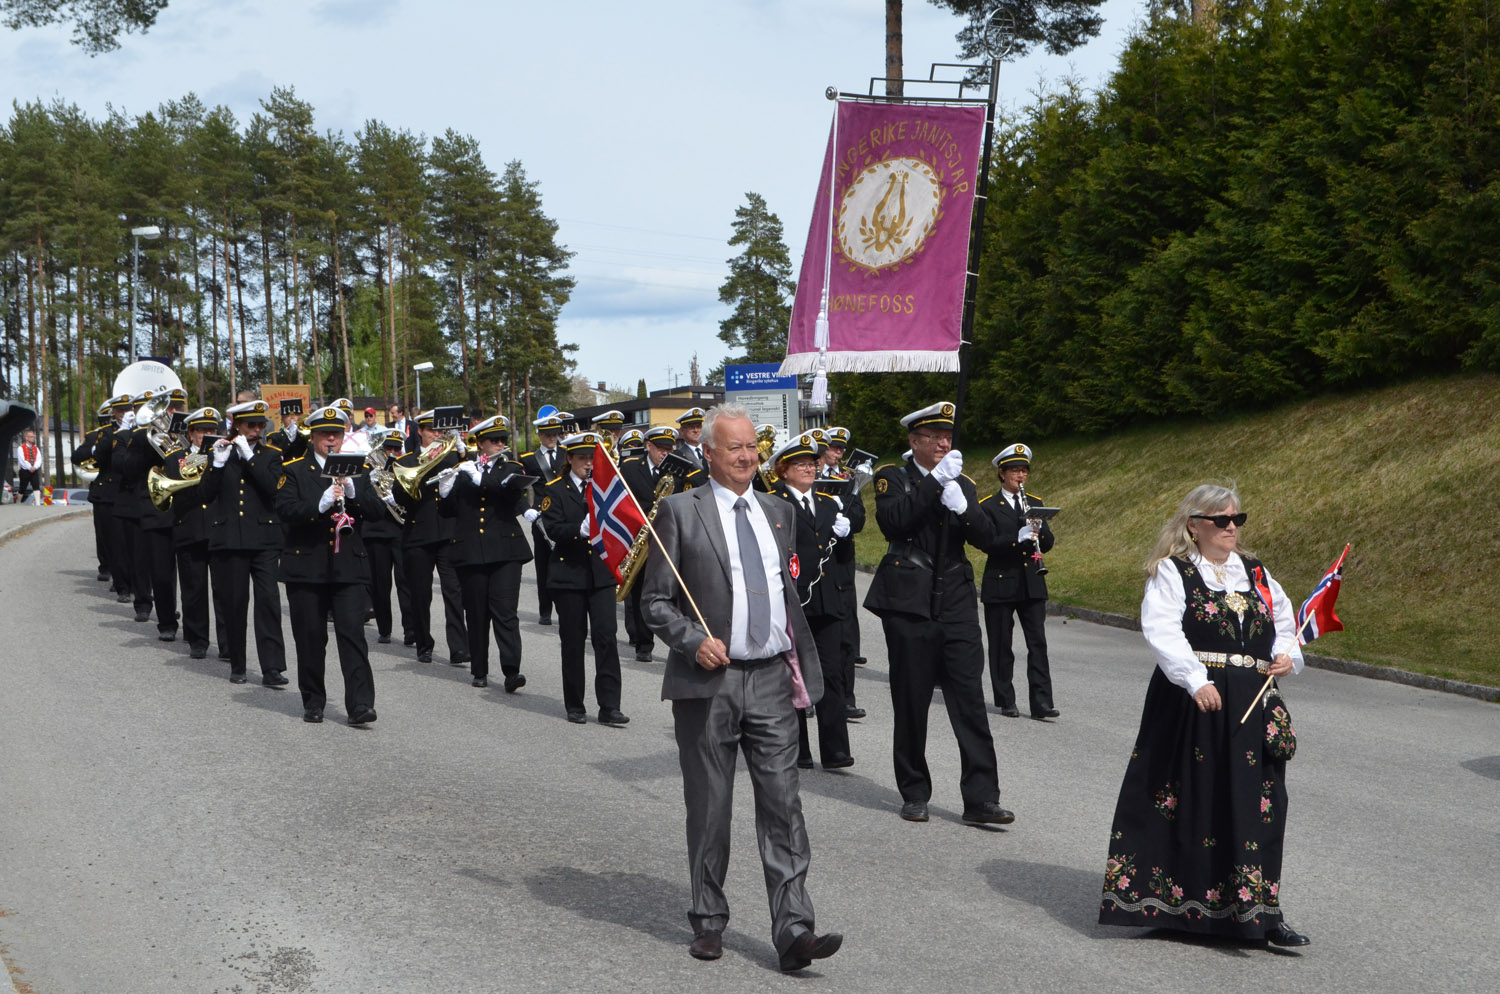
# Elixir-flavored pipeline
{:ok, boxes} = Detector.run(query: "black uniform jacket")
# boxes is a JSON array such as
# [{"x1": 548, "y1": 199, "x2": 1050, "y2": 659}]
[
  {"x1": 439, "y1": 458, "x2": 534, "y2": 567},
  {"x1": 119, "y1": 427, "x2": 176, "y2": 531},
  {"x1": 862, "y1": 459, "x2": 993, "y2": 620},
  {"x1": 90, "y1": 423, "x2": 122, "y2": 501},
  {"x1": 519, "y1": 446, "x2": 565, "y2": 485},
  {"x1": 356, "y1": 461, "x2": 404, "y2": 543},
  {"x1": 827, "y1": 483, "x2": 867, "y2": 597},
  {"x1": 266, "y1": 424, "x2": 308, "y2": 461},
  {"x1": 978, "y1": 488, "x2": 1054, "y2": 603},
  {"x1": 392, "y1": 448, "x2": 459, "y2": 547},
  {"x1": 163, "y1": 447, "x2": 210, "y2": 547},
  {"x1": 274, "y1": 455, "x2": 370, "y2": 585},
  {"x1": 538, "y1": 474, "x2": 614, "y2": 590},
  {"x1": 772, "y1": 483, "x2": 847, "y2": 621},
  {"x1": 111, "y1": 426, "x2": 156, "y2": 521},
  {"x1": 201, "y1": 441, "x2": 285, "y2": 552},
  {"x1": 73, "y1": 426, "x2": 108, "y2": 500}
]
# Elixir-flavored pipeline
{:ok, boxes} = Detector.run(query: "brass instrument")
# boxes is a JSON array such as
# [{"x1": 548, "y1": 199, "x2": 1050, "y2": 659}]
[
  {"x1": 137, "y1": 396, "x2": 179, "y2": 459},
  {"x1": 364, "y1": 432, "x2": 406, "y2": 524},
  {"x1": 615, "y1": 470, "x2": 678, "y2": 601},
  {"x1": 755, "y1": 424, "x2": 780, "y2": 490},
  {"x1": 393, "y1": 434, "x2": 457, "y2": 498},
  {"x1": 146, "y1": 453, "x2": 207, "y2": 511},
  {"x1": 1016, "y1": 488, "x2": 1048, "y2": 576}
]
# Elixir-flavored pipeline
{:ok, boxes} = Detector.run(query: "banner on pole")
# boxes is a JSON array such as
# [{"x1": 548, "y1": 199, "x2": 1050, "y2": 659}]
[
  {"x1": 781, "y1": 100, "x2": 987, "y2": 376},
  {"x1": 259, "y1": 383, "x2": 313, "y2": 418}
]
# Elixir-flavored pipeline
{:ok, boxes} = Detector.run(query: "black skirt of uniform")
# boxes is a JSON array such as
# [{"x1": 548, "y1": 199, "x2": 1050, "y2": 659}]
[{"x1": 1099, "y1": 660, "x2": 1291, "y2": 939}]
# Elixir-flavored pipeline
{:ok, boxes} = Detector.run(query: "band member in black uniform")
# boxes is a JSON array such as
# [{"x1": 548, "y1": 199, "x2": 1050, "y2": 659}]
[
  {"x1": 821, "y1": 426, "x2": 868, "y2": 719},
  {"x1": 436, "y1": 415, "x2": 533, "y2": 690},
  {"x1": 771, "y1": 433, "x2": 856, "y2": 771},
  {"x1": 392, "y1": 410, "x2": 468, "y2": 665},
  {"x1": 92, "y1": 394, "x2": 134, "y2": 601},
  {"x1": 538, "y1": 432, "x2": 629, "y2": 726},
  {"x1": 518, "y1": 413, "x2": 567, "y2": 625},
  {"x1": 162, "y1": 407, "x2": 225, "y2": 660},
  {"x1": 617, "y1": 428, "x2": 645, "y2": 458},
  {"x1": 275, "y1": 406, "x2": 376, "y2": 725},
  {"x1": 269, "y1": 400, "x2": 308, "y2": 461},
  {"x1": 358, "y1": 431, "x2": 413, "y2": 646},
  {"x1": 619, "y1": 425, "x2": 704, "y2": 661},
  {"x1": 111, "y1": 391, "x2": 160, "y2": 623},
  {"x1": 72, "y1": 403, "x2": 115, "y2": 583},
  {"x1": 590, "y1": 409, "x2": 627, "y2": 448},
  {"x1": 864, "y1": 401, "x2": 1013, "y2": 826},
  {"x1": 674, "y1": 407, "x2": 707, "y2": 470},
  {"x1": 979, "y1": 443, "x2": 1058, "y2": 719},
  {"x1": 134, "y1": 387, "x2": 190, "y2": 640},
  {"x1": 201, "y1": 399, "x2": 289, "y2": 686}
]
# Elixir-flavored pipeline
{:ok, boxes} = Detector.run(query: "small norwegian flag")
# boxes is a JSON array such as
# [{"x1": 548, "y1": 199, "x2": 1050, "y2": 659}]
[{"x1": 1297, "y1": 544, "x2": 1350, "y2": 646}]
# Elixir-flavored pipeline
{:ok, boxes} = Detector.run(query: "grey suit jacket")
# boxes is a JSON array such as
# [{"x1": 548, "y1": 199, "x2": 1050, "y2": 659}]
[{"x1": 642, "y1": 483, "x2": 823, "y2": 704}]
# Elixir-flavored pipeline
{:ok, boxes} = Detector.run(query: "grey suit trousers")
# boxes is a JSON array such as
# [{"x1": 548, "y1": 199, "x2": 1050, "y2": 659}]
[{"x1": 672, "y1": 656, "x2": 815, "y2": 954}]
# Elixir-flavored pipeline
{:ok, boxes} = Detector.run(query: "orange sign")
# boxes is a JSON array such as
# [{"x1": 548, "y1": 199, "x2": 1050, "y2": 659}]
[{"x1": 259, "y1": 383, "x2": 313, "y2": 420}]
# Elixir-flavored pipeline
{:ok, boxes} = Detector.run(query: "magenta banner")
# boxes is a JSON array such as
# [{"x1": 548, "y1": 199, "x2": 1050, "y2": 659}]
[{"x1": 781, "y1": 100, "x2": 987, "y2": 375}]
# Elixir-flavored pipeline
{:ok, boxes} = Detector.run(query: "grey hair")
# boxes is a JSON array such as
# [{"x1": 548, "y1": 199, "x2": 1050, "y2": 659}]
[
  {"x1": 701, "y1": 402, "x2": 751, "y2": 449},
  {"x1": 1145, "y1": 483, "x2": 1250, "y2": 577}
]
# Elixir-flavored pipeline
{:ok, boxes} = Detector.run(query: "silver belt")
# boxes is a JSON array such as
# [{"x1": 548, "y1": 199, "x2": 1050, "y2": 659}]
[{"x1": 1195, "y1": 651, "x2": 1269, "y2": 673}]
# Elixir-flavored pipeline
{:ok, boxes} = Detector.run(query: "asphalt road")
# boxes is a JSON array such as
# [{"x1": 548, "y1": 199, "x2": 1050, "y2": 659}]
[{"x1": 1, "y1": 513, "x2": 1496, "y2": 993}]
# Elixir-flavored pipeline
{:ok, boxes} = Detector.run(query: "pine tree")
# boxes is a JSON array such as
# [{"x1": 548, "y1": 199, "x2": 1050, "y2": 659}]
[{"x1": 716, "y1": 192, "x2": 792, "y2": 370}]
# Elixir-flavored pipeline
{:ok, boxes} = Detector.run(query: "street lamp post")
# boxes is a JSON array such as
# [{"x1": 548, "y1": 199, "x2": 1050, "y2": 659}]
[
  {"x1": 412, "y1": 361, "x2": 434, "y2": 411},
  {"x1": 129, "y1": 225, "x2": 161, "y2": 362}
]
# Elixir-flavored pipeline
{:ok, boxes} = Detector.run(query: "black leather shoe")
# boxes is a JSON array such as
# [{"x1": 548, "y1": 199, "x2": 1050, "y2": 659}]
[
  {"x1": 377, "y1": 634, "x2": 391, "y2": 644},
  {"x1": 97, "y1": 569, "x2": 111, "y2": 582},
  {"x1": 1266, "y1": 921, "x2": 1310, "y2": 947},
  {"x1": 472, "y1": 677, "x2": 488, "y2": 688},
  {"x1": 962, "y1": 802, "x2": 1016, "y2": 826},
  {"x1": 403, "y1": 634, "x2": 416, "y2": 646},
  {"x1": 302, "y1": 709, "x2": 323, "y2": 723},
  {"x1": 598, "y1": 708, "x2": 630, "y2": 726},
  {"x1": 417, "y1": 650, "x2": 433, "y2": 664},
  {"x1": 823, "y1": 755, "x2": 855, "y2": 770},
  {"x1": 634, "y1": 648, "x2": 652, "y2": 661},
  {"x1": 538, "y1": 614, "x2": 552, "y2": 626},
  {"x1": 504, "y1": 673, "x2": 526, "y2": 694},
  {"x1": 262, "y1": 671, "x2": 289, "y2": 687},
  {"x1": 158, "y1": 631, "x2": 177, "y2": 642},
  {"x1": 116, "y1": 593, "x2": 131, "y2": 603},
  {"x1": 450, "y1": 655, "x2": 470, "y2": 667},
  {"x1": 779, "y1": 930, "x2": 843, "y2": 972},
  {"x1": 566, "y1": 711, "x2": 586, "y2": 724},
  {"x1": 900, "y1": 801, "x2": 929, "y2": 822},
  {"x1": 689, "y1": 929, "x2": 723, "y2": 960},
  {"x1": 1032, "y1": 706, "x2": 1060, "y2": 719},
  {"x1": 844, "y1": 705, "x2": 866, "y2": 720},
  {"x1": 797, "y1": 757, "x2": 815, "y2": 770},
  {"x1": 348, "y1": 706, "x2": 378, "y2": 725},
  {"x1": 854, "y1": 656, "x2": 867, "y2": 666},
  {"x1": 134, "y1": 610, "x2": 150, "y2": 622},
  {"x1": 229, "y1": 673, "x2": 248, "y2": 684},
  {"x1": 189, "y1": 645, "x2": 207, "y2": 660},
  {"x1": 999, "y1": 706, "x2": 1021, "y2": 718}
]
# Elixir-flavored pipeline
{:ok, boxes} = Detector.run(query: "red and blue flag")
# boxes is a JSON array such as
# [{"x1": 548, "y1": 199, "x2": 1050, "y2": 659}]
[
  {"x1": 588, "y1": 446, "x2": 646, "y2": 583},
  {"x1": 1297, "y1": 543, "x2": 1350, "y2": 646}
]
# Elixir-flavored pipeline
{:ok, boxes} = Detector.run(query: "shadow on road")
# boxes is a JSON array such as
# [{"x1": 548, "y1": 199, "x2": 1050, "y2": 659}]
[
  {"x1": 1460, "y1": 755, "x2": 1500, "y2": 780},
  {"x1": 978, "y1": 857, "x2": 1111, "y2": 939}
]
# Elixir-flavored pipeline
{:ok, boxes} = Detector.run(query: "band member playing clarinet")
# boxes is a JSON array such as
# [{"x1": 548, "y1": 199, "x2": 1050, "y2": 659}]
[
  {"x1": 979, "y1": 443, "x2": 1058, "y2": 719},
  {"x1": 275, "y1": 406, "x2": 376, "y2": 725}
]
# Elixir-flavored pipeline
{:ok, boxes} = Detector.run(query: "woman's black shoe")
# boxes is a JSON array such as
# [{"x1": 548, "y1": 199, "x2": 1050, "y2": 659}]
[{"x1": 1266, "y1": 922, "x2": 1310, "y2": 947}]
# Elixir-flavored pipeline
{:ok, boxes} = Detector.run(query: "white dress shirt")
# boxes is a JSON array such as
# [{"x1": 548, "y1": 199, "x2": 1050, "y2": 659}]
[
  {"x1": 709, "y1": 479, "x2": 792, "y2": 659},
  {"x1": 1140, "y1": 552, "x2": 1304, "y2": 695}
]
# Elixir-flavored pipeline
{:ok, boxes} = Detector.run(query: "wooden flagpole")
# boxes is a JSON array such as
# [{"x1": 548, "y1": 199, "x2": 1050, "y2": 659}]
[{"x1": 1238, "y1": 612, "x2": 1315, "y2": 725}]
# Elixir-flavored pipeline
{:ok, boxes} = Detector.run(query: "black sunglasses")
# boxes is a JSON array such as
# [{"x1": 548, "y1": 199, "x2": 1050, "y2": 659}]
[{"x1": 1191, "y1": 512, "x2": 1247, "y2": 529}]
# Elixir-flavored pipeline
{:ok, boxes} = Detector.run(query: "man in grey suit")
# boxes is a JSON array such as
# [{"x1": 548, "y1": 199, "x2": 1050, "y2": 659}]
[{"x1": 643, "y1": 403, "x2": 843, "y2": 973}]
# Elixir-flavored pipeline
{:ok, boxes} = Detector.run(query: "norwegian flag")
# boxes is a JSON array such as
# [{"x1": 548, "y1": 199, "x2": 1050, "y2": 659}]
[
  {"x1": 1296, "y1": 543, "x2": 1350, "y2": 645},
  {"x1": 587, "y1": 445, "x2": 646, "y2": 583}
]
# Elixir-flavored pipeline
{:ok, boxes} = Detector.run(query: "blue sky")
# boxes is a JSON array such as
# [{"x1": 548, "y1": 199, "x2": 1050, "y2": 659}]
[{"x1": 0, "y1": 0, "x2": 1143, "y2": 393}]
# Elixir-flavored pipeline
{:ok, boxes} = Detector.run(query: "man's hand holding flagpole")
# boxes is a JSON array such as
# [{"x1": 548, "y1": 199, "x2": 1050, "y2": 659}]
[{"x1": 1239, "y1": 543, "x2": 1350, "y2": 725}]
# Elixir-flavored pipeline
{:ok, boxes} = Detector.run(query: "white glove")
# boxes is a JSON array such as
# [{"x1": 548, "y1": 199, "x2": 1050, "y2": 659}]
[
  {"x1": 523, "y1": 508, "x2": 541, "y2": 524},
  {"x1": 832, "y1": 513, "x2": 851, "y2": 538},
  {"x1": 1017, "y1": 523, "x2": 1035, "y2": 544},
  {"x1": 234, "y1": 435, "x2": 255, "y2": 461},
  {"x1": 932, "y1": 449, "x2": 964, "y2": 484},
  {"x1": 318, "y1": 483, "x2": 340, "y2": 513},
  {"x1": 436, "y1": 467, "x2": 459, "y2": 498},
  {"x1": 578, "y1": 517, "x2": 592, "y2": 539},
  {"x1": 341, "y1": 477, "x2": 356, "y2": 499},
  {"x1": 940, "y1": 479, "x2": 968, "y2": 515},
  {"x1": 453, "y1": 434, "x2": 467, "y2": 457},
  {"x1": 121, "y1": 411, "x2": 136, "y2": 429},
  {"x1": 463, "y1": 461, "x2": 482, "y2": 485},
  {"x1": 831, "y1": 496, "x2": 844, "y2": 510}
]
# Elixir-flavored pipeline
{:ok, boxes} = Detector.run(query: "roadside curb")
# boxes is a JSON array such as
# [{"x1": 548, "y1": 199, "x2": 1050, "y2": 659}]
[
  {"x1": 0, "y1": 507, "x2": 90, "y2": 549},
  {"x1": 1046, "y1": 600, "x2": 1500, "y2": 704}
]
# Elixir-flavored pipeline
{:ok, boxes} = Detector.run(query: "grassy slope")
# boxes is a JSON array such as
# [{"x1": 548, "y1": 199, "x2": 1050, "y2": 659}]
[{"x1": 850, "y1": 374, "x2": 1500, "y2": 687}]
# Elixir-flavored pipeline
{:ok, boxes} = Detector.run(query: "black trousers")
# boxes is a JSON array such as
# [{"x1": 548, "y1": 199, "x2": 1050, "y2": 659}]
[
  {"x1": 143, "y1": 526, "x2": 177, "y2": 634},
  {"x1": 286, "y1": 581, "x2": 374, "y2": 715},
  {"x1": 531, "y1": 522, "x2": 553, "y2": 619},
  {"x1": 552, "y1": 584, "x2": 621, "y2": 714},
  {"x1": 985, "y1": 599, "x2": 1054, "y2": 712},
  {"x1": 366, "y1": 536, "x2": 413, "y2": 640},
  {"x1": 881, "y1": 607, "x2": 1000, "y2": 808},
  {"x1": 17, "y1": 468, "x2": 39, "y2": 500},
  {"x1": 404, "y1": 541, "x2": 467, "y2": 659},
  {"x1": 121, "y1": 515, "x2": 152, "y2": 613},
  {"x1": 215, "y1": 548, "x2": 286, "y2": 676},
  {"x1": 460, "y1": 561, "x2": 523, "y2": 681},
  {"x1": 176, "y1": 542, "x2": 213, "y2": 649},
  {"x1": 206, "y1": 553, "x2": 230, "y2": 653},
  {"x1": 839, "y1": 583, "x2": 860, "y2": 706},
  {"x1": 624, "y1": 581, "x2": 652, "y2": 652},
  {"x1": 797, "y1": 613, "x2": 851, "y2": 765},
  {"x1": 92, "y1": 500, "x2": 109, "y2": 572},
  {"x1": 94, "y1": 502, "x2": 128, "y2": 592}
]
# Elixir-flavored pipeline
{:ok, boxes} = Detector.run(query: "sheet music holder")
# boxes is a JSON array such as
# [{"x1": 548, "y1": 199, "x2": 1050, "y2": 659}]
[
  {"x1": 320, "y1": 453, "x2": 366, "y2": 479},
  {"x1": 279, "y1": 398, "x2": 303, "y2": 416},
  {"x1": 501, "y1": 472, "x2": 539, "y2": 492},
  {"x1": 433, "y1": 406, "x2": 466, "y2": 431},
  {"x1": 815, "y1": 478, "x2": 854, "y2": 499},
  {"x1": 1020, "y1": 504, "x2": 1060, "y2": 521},
  {"x1": 659, "y1": 451, "x2": 698, "y2": 478},
  {"x1": 846, "y1": 448, "x2": 879, "y2": 472},
  {"x1": 167, "y1": 411, "x2": 188, "y2": 434}
]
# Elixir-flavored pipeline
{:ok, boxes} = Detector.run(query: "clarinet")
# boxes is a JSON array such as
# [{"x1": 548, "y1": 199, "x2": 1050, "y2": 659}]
[{"x1": 1016, "y1": 488, "x2": 1048, "y2": 576}]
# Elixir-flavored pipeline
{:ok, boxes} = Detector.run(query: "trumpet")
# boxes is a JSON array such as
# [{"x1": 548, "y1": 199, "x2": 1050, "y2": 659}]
[
  {"x1": 146, "y1": 450, "x2": 208, "y2": 511},
  {"x1": 1016, "y1": 488, "x2": 1048, "y2": 576},
  {"x1": 393, "y1": 434, "x2": 457, "y2": 497}
]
